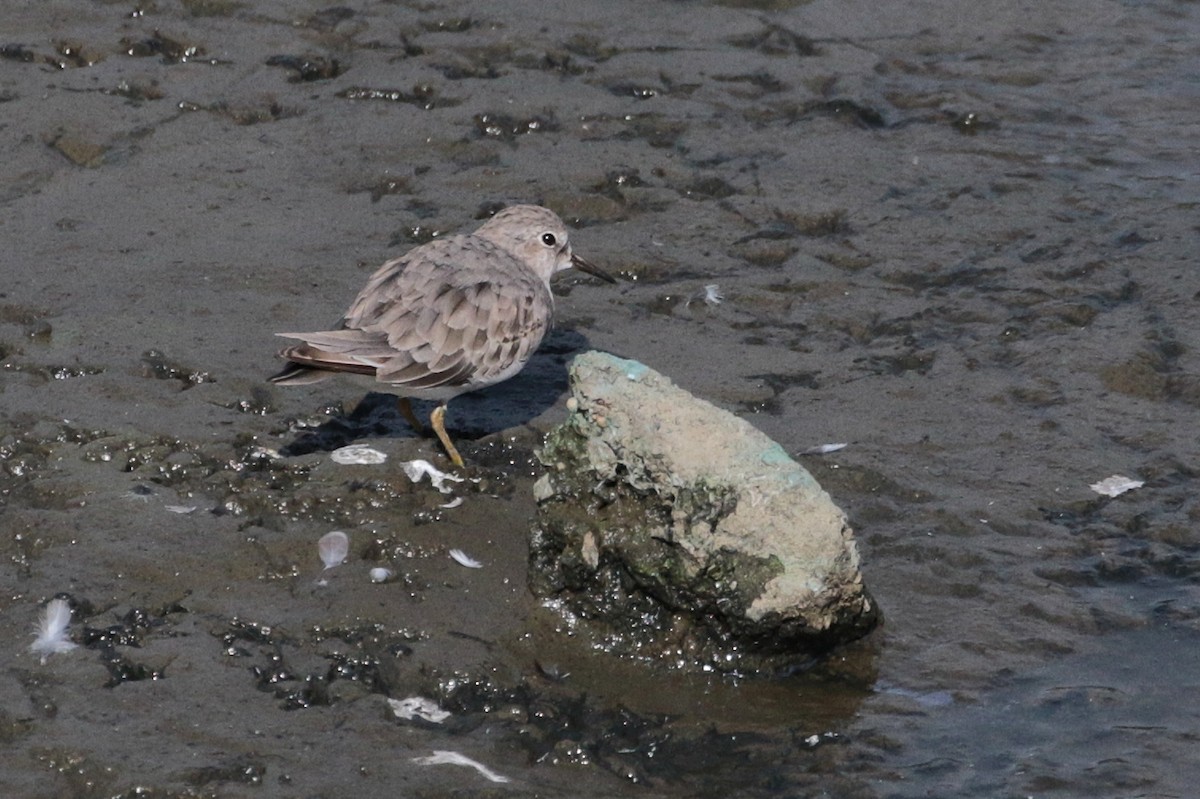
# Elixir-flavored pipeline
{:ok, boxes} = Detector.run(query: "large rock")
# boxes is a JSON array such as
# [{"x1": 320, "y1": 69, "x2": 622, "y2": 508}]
[{"x1": 531, "y1": 351, "x2": 879, "y2": 674}]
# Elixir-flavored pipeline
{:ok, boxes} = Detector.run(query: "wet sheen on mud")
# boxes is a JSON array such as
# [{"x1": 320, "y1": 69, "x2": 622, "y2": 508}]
[{"x1": 2, "y1": 0, "x2": 1199, "y2": 796}]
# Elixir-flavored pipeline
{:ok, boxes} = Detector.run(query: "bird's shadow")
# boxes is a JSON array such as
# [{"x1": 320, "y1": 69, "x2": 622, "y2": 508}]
[{"x1": 278, "y1": 328, "x2": 595, "y2": 457}]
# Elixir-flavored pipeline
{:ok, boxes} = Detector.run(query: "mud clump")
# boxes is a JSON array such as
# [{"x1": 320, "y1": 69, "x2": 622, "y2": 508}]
[{"x1": 530, "y1": 351, "x2": 879, "y2": 675}]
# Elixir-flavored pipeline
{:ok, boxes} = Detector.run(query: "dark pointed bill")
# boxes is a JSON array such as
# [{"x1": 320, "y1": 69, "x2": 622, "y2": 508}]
[{"x1": 570, "y1": 253, "x2": 618, "y2": 283}]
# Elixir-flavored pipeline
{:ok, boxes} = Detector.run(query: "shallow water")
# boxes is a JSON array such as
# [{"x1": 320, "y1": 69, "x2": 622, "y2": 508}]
[{"x1": 3, "y1": 0, "x2": 1199, "y2": 796}]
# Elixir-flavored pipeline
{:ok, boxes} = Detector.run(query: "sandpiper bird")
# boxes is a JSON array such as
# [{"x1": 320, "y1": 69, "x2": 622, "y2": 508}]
[{"x1": 269, "y1": 204, "x2": 615, "y2": 467}]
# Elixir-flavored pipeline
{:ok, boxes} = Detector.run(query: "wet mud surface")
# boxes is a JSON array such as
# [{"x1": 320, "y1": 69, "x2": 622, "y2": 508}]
[{"x1": 3, "y1": 0, "x2": 1200, "y2": 796}]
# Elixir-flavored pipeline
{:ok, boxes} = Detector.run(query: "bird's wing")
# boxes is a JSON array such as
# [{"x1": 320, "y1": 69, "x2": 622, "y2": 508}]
[{"x1": 280, "y1": 236, "x2": 553, "y2": 391}]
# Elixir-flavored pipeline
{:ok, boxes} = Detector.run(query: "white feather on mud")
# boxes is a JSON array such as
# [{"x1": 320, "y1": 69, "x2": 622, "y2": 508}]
[
  {"x1": 411, "y1": 750, "x2": 510, "y2": 783},
  {"x1": 401, "y1": 459, "x2": 464, "y2": 494},
  {"x1": 318, "y1": 531, "x2": 349, "y2": 569},
  {"x1": 688, "y1": 283, "x2": 724, "y2": 306},
  {"x1": 31, "y1": 598, "x2": 77, "y2": 663},
  {"x1": 799, "y1": 442, "x2": 849, "y2": 455},
  {"x1": 388, "y1": 696, "x2": 451, "y2": 723},
  {"x1": 1090, "y1": 474, "x2": 1144, "y2": 497},
  {"x1": 369, "y1": 567, "x2": 394, "y2": 583},
  {"x1": 331, "y1": 444, "x2": 388, "y2": 465},
  {"x1": 247, "y1": 445, "x2": 281, "y2": 461},
  {"x1": 449, "y1": 548, "x2": 483, "y2": 569}
]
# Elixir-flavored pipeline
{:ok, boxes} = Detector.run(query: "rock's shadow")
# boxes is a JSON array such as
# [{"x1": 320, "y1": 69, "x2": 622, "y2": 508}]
[{"x1": 278, "y1": 328, "x2": 594, "y2": 456}]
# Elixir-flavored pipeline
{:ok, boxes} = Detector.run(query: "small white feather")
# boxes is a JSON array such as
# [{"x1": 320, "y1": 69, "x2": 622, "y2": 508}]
[
  {"x1": 247, "y1": 446, "x2": 281, "y2": 461},
  {"x1": 401, "y1": 459, "x2": 465, "y2": 494},
  {"x1": 318, "y1": 531, "x2": 349, "y2": 569},
  {"x1": 440, "y1": 496, "x2": 464, "y2": 509},
  {"x1": 688, "y1": 283, "x2": 725, "y2": 307},
  {"x1": 799, "y1": 442, "x2": 849, "y2": 455},
  {"x1": 1090, "y1": 474, "x2": 1144, "y2": 497},
  {"x1": 31, "y1": 598, "x2": 77, "y2": 664},
  {"x1": 411, "y1": 750, "x2": 510, "y2": 783},
  {"x1": 369, "y1": 567, "x2": 394, "y2": 583},
  {"x1": 388, "y1": 696, "x2": 451, "y2": 723},
  {"x1": 449, "y1": 548, "x2": 483, "y2": 569},
  {"x1": 331, "y1": 444, "x2": 388, "y2": 465}
]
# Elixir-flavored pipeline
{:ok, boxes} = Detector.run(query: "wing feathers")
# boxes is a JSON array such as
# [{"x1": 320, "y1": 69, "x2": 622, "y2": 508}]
[{"x1": 274, "y1": 235, "x2": 553, "y2": 396}]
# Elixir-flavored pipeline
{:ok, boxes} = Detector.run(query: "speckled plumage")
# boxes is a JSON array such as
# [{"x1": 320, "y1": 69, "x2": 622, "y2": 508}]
[{"x1": 269, "y1": 205, "x2": 614, "y2": 466}]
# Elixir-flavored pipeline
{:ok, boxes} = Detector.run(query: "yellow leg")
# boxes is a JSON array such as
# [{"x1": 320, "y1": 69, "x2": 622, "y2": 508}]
[
  {"x1": 429, "y1": 404, "x2": 464, "y2": 468},
  {"x1": 397, "y1": 397, "x2": 425, "y2": 433}
]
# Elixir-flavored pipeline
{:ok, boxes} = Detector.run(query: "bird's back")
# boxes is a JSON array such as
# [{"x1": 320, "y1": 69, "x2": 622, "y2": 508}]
[{"x1": 273, "y1": 233, "x2": 555, "y2": 400}]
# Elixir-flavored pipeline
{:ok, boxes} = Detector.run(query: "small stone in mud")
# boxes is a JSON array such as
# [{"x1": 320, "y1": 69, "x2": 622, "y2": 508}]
[
  {"x1": 1099, "y1": 353, "x2": 1168, "y2": 401},
  {"x1": 225, "y1": 387, "x2": 274, "y2": 415},
  {"x1": 183, "y1": 759, "x2": 267, "y2": 787},
  {"x1": 209, "y1": 98, "x2": 299, "y2": 125},
  {"x1": 24, "y1": 318, "x2": 52, "y2": 340},
  {"x1": 344, "y1": 173, "x2": 411, "y2": 204},
  {"x1": 140, "y1": 349, "x2": 213, "y2": 389},
  {"x1": 337, "y1": 85, "x2": 455, "y2": 110},
  {"x1": 531, "y1": 351, "x2": 879, "y2": 675},
  {"x1": 120, "y1": 31, "x2": 208, "y2": 64},
  {"x1": 265, "y1": 54, "x2": 344, "y2": 82},
  {"x1": 421, "y1": 17, "x2": 476, "y2": 33},
  {"x1": 727, "y1": 239, "x2": 798, "y2": 268},
  {"x1": 680, "y1": 175, "x2": 737, "y2": 200},
  {"x1": 779, "y1": 208, "x2": 851, "y2": 237},
  {"x1": 473, "y1": 111, "x2": 560, "y2": 140},
  {"x1": 44, "y1": 130, "x2": 109, "y2": 168},
  {"x1": 106, "y1": 79, "x2": 165, "y2": 102},
  {"x1": 605, "y1": 81, "x2": 662, "y2": 100},
  {"x1": 2, "y1": 42, "x2": 98, "y2": 69},
  {"x1": 0, "y1": 44, "x2": 38, "y2": 63},
  {"x1": 588, "y1": 168, "x2": 645, "y2": 199},
  {"x1": 951, "y1": 111, "x2": 998, "y2": 135},
  {"x1": 561, "y1": 33, "x2": 620, "y2": 62},
  {"x1": 53, "y1": 40, "x2": 103, "y2": 68},
  {"x1": 622, "y1": 113, "x2": 686, "y2": 148},
  {"x1": 810, "y1": 98, "x2": 888, "y2": 128},
  {"x1": 536, "y1": 191, "x2": 626, "y2": 227},
  {"x1": 727, "y1": 22, "x2": 819, "y2": 57}
]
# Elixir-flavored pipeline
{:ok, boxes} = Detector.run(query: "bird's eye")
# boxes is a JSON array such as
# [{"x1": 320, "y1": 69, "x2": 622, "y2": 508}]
[{"x1": 541, "y1": 232, "x2": 557, "y2": 247}]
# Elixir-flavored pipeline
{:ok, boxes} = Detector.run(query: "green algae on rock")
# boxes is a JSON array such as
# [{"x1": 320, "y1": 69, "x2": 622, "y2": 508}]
[{"x1": 531, "y1": 351, "x2": 879, "y2": 674}]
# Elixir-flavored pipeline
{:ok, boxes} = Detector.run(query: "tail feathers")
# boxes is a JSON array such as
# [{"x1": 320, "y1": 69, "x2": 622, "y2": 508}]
[
  {"x1": 269, "y1": 340, "x2": 380, "y2": 384},
  {"x1": 268, "y1": 361, "x2": 332, "y2": 385}
]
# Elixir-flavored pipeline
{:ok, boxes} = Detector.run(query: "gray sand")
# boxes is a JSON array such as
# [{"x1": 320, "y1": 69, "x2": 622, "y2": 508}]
[{"x1": 3, "y1": 0, "x2": 1199, "y2": 796}]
